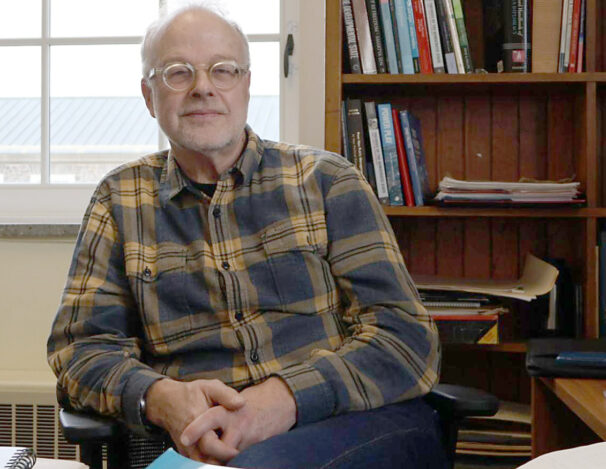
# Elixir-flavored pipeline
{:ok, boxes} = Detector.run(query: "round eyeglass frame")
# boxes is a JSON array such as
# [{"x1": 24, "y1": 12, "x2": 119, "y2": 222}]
[{"x1": 148, "y1": 60, "x2": 249, "y2": 91}]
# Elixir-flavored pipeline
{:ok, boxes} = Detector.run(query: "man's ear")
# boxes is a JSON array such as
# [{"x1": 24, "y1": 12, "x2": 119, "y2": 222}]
[{"x1": 141, "y1": 79, "x2": 156, "y2": 118}]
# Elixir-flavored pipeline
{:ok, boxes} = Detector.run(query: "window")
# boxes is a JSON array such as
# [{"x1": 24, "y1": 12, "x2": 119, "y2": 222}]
[{"x1": 0, "y1": 0, "x2": 284, "y2": 222}]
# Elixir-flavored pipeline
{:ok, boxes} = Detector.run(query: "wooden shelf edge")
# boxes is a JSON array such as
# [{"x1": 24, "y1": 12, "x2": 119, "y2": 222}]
[
  {"x1": 343, "y1": 72, "x2": 606, "y2": 85},
  {"x1": 444, "y1": 342, "x2": 527, "y2": 353},
  {"x1": 383, "y1": 206, "x2": 606, "y2": 218}
]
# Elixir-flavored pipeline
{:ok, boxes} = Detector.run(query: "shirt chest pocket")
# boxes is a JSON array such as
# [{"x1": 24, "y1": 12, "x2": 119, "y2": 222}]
[
  {"x1": 124, "y1": 245, "x2": 192, "y2": 344},
  {"x1": 261, "y1": 222, "x2": 336, "y2": 314}
]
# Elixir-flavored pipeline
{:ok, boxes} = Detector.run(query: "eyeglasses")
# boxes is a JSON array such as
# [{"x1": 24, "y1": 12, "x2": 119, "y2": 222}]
[{"x1": 148, "y1": 60, "x2": 249, "y2": 91}]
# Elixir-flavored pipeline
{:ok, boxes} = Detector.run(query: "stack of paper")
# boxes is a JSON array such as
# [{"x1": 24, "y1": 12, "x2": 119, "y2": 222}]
[{"x1": 433, "y1": 176, "x2": 583, "y2": 206}]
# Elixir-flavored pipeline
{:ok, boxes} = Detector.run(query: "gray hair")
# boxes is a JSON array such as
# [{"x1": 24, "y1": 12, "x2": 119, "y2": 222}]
[{"x1": 141, "y1": 1, "x2": 250, "y2": 79}]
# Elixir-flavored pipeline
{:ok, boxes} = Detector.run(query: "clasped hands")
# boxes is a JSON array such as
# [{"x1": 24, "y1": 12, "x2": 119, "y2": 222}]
[{"x1": 145, "y1": 376, "x2": 297, "y2": 464}]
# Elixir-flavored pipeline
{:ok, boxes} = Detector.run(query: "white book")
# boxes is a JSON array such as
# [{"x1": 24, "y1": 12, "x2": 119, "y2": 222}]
[
  {"x1": 443, "y1": 0, "x2": 465, "y2": 73},
  {"x1": 558, "y1": 0, "x2": 570, "y2": 72},
  {"x1": 563, "y1": 0, "x2": 575, "y2": 71},
  {"x1": 364, "y1": 102, "x2": 389, "y2": 203},
  {"x1": 423, "y1": 0, "x2": 445, "y2": 73}
]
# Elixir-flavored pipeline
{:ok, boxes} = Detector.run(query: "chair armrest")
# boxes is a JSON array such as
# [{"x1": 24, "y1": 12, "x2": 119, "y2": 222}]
[
  {"x1": 59, "y1": 409, "x2": 124, "y2": 443},
  {"x1": 424, "y1": 383, "x2": 499, "y2": 420}
]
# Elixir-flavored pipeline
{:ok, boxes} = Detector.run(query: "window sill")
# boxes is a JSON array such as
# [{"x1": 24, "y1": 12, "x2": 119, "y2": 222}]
[{"x1": 0, "y1": 223, "x2": 79, "y2": 238}]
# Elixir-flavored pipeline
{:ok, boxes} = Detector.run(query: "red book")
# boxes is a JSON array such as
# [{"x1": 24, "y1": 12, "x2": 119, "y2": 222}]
[
  {"x1": 568, "y1": 0, "x2": 582, "y2": 72},
  {"x1": 411, "y1": 0, "x2": 434, "y2": 73},
  {"x1": 392, "y1": 108, "x2": 415, "y2": 206}
]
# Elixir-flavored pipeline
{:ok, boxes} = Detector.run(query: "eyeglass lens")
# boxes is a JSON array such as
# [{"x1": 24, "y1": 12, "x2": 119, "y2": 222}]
[{"x1": 163, "y1": 62, "x2": 241, "y2": 90}]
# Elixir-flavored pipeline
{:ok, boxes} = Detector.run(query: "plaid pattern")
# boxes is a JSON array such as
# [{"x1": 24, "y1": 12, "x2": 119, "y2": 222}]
[{"x1": 48, "y1": 127, "x2": 440, "y2": 429}]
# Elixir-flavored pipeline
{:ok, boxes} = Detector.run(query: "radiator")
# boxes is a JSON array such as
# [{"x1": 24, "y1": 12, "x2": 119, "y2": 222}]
[{"x1": 0, "y1": 381, "x2": 80, "y2": 460}]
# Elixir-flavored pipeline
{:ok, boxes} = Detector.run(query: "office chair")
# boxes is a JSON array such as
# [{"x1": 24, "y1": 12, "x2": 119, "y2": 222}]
[{"x1": 59, "y1": 383, "x2": 498, "y2": 469}]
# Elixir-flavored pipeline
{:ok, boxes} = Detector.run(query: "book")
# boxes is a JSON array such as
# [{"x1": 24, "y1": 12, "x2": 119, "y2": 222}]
[
  {"x1": 503, "y1": 0, "x2": 531, "y2": 72},
  {"x1": 562, "y1": 0, "x2": 574, "y2": 72},
  {"x1": 364, "y1": 101, "x2": 390, "y2": 204},
  {"x1": 558, "y1": 0, "x2": 570, "y2": 72},
  {"x1": 0, "y1": 447, "x2": 36, "y2": 469},
  {"x1": 341, "y1": 100, "x2": 353, "y2": 163},
  {"x1": 411, "y1": 0, "x2": 433, "y2": 73},
  {"x1": 351, "y1": 0, "x2": 379, "y2": 73},
  {"x1": 483, "y1": 0, "x2": 505, "y2": 72},
  {"x1": 379, "y1": 0, "x2": 400, "y2": 73},
  {"x1": 365, "y1": 0, "x2": 388, "y2": 73},
  {"x1": 345, "y1": 98, "x2": 368, "y2": 177},
  {"x1": 399, "y1": 110, "x2": 431, "y2": 205},
  {"x1": 567, "y1": 0, "x2": 582, "y2": 72},
  {"x1": 377, "y1": 103, "x2": 405, "y2": 205},
  {"x1": 450, "y1": 0, "x2": 473, "y2": 73},
  {"x1": 423, "y1": 0, "x2": 446, "y2": 73},
  {"x1": 531, "y1": 0, "x2": 563, "y2": 73},
  {"x1": 443, "y1": 0, "x2": 465, "y2": 73},
  {"x1": 392, "y1": 0, "x2": 415, "y2": 73},
  {"x1": 576, "y1": 0, "x2": 586, "y2": 72},
  {"x1": 404, "y1": 0, "x2": 421, "y2": 72},
  {"x1": 391, "y1": 108, "x2": 416, "y2": 206},
  {"x1": 146, "y1": 448, "x2": 229, "y2": 468},
  {"x1": 434, "y1": 0, "x2": 457, "y2": 73},
  {"x1": 388, "y1": 0, "x2": 405, "y2": 73},
  {"x1": 342, "y1": 0, "x2": 362, "y2": 73}
]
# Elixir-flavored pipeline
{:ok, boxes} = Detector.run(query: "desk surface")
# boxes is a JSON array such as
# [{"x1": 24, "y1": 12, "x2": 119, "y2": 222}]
[{"x1": 541, "y1": 378, "x2": 606, "y2": 440}]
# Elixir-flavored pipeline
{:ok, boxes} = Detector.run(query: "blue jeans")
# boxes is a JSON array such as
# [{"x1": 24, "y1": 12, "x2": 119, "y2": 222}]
[{"x1": 227, "y1": 398, "x2": 447, "y2": 469}]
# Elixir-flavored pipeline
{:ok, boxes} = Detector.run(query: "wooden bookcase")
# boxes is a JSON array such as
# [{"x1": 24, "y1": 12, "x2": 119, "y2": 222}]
[{"x1": 324, "y1": 0, "x2": 606, "y2": 404}]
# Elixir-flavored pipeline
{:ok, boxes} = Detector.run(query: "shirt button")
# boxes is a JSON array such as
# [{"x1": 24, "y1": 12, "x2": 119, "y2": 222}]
[
  {"x1": 143, "y1": 267, "x2": 152, "y2": 277},
  {"x1": 250, "y1": 350, "x2": 259, "y2": 363},
  {"x1": 212, "y1": 207, "x2": 221, "y2": 218},
  {"x1": 235, "y1": 312, "x2": 244, "y2": 321},
  {"x1": 222, "y1": 261, "x2": 230, "y2": 270}
]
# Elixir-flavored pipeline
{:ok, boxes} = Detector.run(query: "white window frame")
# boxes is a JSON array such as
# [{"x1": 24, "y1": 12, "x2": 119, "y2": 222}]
[{"x1": 0, "y1": 0, "x2": 325, "y2": 224}]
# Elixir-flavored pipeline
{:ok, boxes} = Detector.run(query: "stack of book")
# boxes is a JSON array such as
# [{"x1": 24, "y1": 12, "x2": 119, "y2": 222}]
[
  {"x1": 456, "y1": 401, "x2": 531, "y2": 463},
  {"x1": 342, "y1": 0, "x2": 473, "y2": 74},
  {"x1": 343, "y1": 99, "x2": 431, "y2": 206},
  {"x1": 433, "y1": 176, "x2": 585, "y2": 207}
]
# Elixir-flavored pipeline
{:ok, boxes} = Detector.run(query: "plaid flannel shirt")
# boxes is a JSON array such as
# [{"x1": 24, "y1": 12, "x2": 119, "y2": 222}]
[{"x1": 47, "y1": 127, "x2": 440, "y2": 432}]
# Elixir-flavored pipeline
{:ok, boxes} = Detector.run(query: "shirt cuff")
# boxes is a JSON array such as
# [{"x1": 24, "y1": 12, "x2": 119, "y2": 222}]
[
  {"x1": 121, "y1": 369, "x2": 165, "y2": 437},
  {"x1": 274, "y1": 362, "x2": 335, "y2": 425}
]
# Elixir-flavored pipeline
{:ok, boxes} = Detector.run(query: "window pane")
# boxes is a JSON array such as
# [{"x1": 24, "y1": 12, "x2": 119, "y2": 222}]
[
  {"x1": 50, "y1": 45, "x2": 158, "y2": 184},
  {"x1": 248, "y1": 42, "x2": 279, "y2": 141},
  {"x1": 0, "y1": 47, "x2": 41, "y2": 184},
  {"x1": 0, "y1": 0, "x2": 41, "y2": 38},
  {"x1": 165, "y1": 0, "x2": 279, "y2": 35},
  {"x1": 50, "y1": 0, "x2": 157, "y2": 37}
]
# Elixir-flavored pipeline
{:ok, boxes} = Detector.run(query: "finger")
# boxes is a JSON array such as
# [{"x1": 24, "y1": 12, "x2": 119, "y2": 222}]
[
  {"x1": 181, "y1": 406, "x2": 226, "y2": 446},
  {"x1": 199, "y1": 430, "x2": 239, "y2": 463},
  {"x1": 221, "y1": 426, "x2": 243, "y2": 451},
  {"x1": 203, "y1": 379, "x2": 245, "y2": 410}
]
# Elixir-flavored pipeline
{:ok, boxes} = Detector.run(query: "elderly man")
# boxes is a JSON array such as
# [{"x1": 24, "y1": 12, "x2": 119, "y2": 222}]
[{"x1": 48, "y1": 3, "x2": 444, "y2": 468}]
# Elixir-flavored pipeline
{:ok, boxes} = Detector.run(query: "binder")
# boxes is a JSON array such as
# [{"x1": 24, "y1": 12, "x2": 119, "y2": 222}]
[
  {"x1": 526, "y1": 338, "x2": 606, "y2": 378},
  {"x1": 0, "y1": 447, "x2": 36, "y2": 469}
]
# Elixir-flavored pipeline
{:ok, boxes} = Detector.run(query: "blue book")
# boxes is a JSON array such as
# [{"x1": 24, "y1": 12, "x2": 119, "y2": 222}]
[
  {"x1": 377, "y1": 103, "x2": 404, "y2": 205},
  {"x1": 146, "y1": 448, "x2": 226, "y2": 468},
  {"x1": 399, "y1": 110, "x2": 431, "y2": 206},
  {"x1": 404, "y1": 0, "x2": 420, "y2": 73},
  {"x1": 378, "y1": 0, "x2": 400, "y2": 73},
  {"x1": 392, "y1": 0, "x2": 415, "y2": 73},
  {"x1": 555, "y1": 352, "x2": 606, "y2": 368}
]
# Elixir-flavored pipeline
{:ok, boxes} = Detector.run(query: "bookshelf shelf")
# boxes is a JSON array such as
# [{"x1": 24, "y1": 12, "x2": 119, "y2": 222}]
[{"x1": 325, "y1": 0, "x2": 603, "y2": 405}]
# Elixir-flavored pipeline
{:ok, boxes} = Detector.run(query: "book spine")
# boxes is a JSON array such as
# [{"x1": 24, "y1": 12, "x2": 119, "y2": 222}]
[
  {"x1": 444, "y1": 0, "x2": 465, "y2": 73},
  {"x1": 392, "y1": 108, "x2": 416, "y2": 206},
  {"x1": 388, "y1": 0, "x2": 405, "y2": 73},
  {"x1": 423, "y1": 0, "x2": 446, "y2": 73},
  {"x1": 352, "y1": 0, "x2": 379, "y2": 73},
  {"x1": 404, "y1": 0, "x2": 421, "y2": 73},
  {"x1": 567, "y1": 0, "x2": 581, "y2": 72},
  {"x1": 341, "y1": 100, "x2": 353, "y2": 163},
  {"x1": 366, "y1": 0, "x2": 388, "y2": 73},
  {"x1": 558, "y1": 0, "x2": 569, "y2": 72},
  {"x1": 450, "y1": 0, "x2": 473, "y2": 73},
  {"x1": 563, "y1": 0, "x2": 574, "y2": 71},
  {"x1": 411, "y1": 0, "x2": 433, "y2": 73},
  {"x1": 364, "y1": 101, "x2": 390, "y2": 203},
  {"x1": 435, "y1": 0, "x2": 457, "y2": 73},
  {"x1": 345, "y1": 98, "x2": 368, "y2": 177},
  {"x1": 407, "y1": 111, "x2": 432, "y2": 201},
  {"x1": 576, "y1": 0, "x2": 586, "y2": 72},
  {"x1": 377, "y1": 103, "x2": 405, "y2": 205},
  {"x1": 342, "y1": 0, "x2": 362, "y2": 73},
  {"x1": 503, "y1": 0, "x2": 530, "y2": 72},
  {"x1": 393, "y1": 0, "x2": 416, "y2": 73},
  {"x1": 379, "y1": 0, "x2": 401, "y2": 73},
  {"x1": 399, "y1": 110, "x2": 424, "y2": 205}
]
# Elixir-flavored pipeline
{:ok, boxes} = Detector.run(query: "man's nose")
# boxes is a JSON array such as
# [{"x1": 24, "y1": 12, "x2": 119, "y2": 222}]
[{"x1": 189, "y1": 68, "x2": 215, "y2": 96}]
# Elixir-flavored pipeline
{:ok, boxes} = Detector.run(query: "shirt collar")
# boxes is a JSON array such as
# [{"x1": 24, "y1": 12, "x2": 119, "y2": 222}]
[{"x1": 158, "y1": 126, "x2": 264, "y2": 206}]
